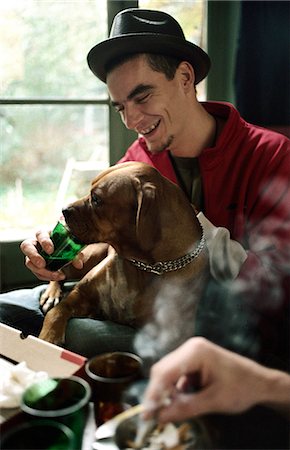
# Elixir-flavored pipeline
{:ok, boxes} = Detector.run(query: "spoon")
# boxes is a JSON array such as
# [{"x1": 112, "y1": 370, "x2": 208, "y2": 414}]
[{"x1": 94, "y1": 404, "x2": 145, "y2": 442}]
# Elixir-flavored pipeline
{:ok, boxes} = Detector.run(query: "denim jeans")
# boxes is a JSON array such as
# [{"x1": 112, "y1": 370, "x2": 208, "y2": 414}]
[{"x1": 0, "y1": 284, "x2": 137, "y2": 357}]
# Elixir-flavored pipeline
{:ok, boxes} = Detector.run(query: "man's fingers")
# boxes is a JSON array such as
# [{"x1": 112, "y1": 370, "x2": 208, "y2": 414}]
[
  {"x1": 35, "y1": 230, "x2": 54, "y2": 254},
  {"x1": 21, "y1": 239, "x2": 46, "y2": 269},
  {"x1": 19, "y1": 229, "x2": 67, "y2": 282},
  {"x1": 157, "y1": 389, "x2": 216, "y2": 423},
  {"x1": 71, "y1": 252, "x2": 84, "y2": 269},
  {"x1": 25, "y1": 256, "x2": 65, "y2": 282}
]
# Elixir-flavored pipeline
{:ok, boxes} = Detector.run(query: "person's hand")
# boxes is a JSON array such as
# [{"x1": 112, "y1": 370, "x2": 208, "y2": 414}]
[
  {"x1": 143, "y1": 337, "x2": 273, "y2": 423},
  {"x1": 20, "y1": 229, "x2": 84, "y2": 282}
]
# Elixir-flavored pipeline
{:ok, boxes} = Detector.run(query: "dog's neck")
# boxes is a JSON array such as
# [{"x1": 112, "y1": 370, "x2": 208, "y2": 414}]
[
  {"x1": 152, "y1": 203, "x2": 203, "y2": 261},
  {"x1": 117, "y1": 206, "x2": 205, "y2": 274},
  {"x1": 127, "y1": 225, "x2": 205, "y2": 275},
  {"x1": 110, "y1": 179, "x2": 205, "y2": 268}
]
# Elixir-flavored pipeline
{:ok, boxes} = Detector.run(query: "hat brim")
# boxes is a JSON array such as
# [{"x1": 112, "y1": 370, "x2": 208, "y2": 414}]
[{"x1": 87, "y1": 34, "x2": 211, "y2": 84}]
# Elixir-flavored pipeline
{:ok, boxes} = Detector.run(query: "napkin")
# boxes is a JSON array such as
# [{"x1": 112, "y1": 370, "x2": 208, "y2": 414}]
[
  {"x1": 197, "y1": 212, "x2": 248, "y2": 281},
  {"x1": 0, "y1": 360, "x2": 49, "y2": 408}
]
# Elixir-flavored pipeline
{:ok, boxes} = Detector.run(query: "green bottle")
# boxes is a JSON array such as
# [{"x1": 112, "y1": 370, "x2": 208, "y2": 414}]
[{"x1": 39, "y1": 221, "x2": 86, "y2": 271}]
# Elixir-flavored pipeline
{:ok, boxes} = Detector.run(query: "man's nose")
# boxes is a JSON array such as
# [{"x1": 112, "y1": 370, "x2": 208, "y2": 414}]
[{"x1": 123, "y1": 104, "x2": 143, "y2": 130}]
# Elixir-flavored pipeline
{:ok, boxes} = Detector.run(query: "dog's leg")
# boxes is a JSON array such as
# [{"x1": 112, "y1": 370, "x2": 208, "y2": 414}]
[
  {"x1": 38, "y1": 288, "x2": 90, "y2": 345},
  {"x1": 39, "y1": 244, "x2": 110, "y2": 315},
  {"x1": 38, "y1": 253, "x2": 115, "y2": 346},
  {"x1": 39, "y1": 281, "x2": 64, "y2": 314}
]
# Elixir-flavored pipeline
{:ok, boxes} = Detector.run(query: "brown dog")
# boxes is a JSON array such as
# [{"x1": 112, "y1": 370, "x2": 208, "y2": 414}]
[{"x1": 38, "y1": 162, "x2": 209, "y2": 346}]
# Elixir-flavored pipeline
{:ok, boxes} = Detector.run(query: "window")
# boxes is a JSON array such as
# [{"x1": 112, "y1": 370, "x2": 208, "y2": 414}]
[
  {"x1": 0, "y1": 0, "x2": 109, "y2": 239},
  {"x1": 0, "y1": 0, "x2": 206, "y2": 240}
]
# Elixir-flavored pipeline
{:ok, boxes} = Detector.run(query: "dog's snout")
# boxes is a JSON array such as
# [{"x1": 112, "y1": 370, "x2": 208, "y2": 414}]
[{"x1": 62, "y1": 206, "x2": 74, "y2": 222}]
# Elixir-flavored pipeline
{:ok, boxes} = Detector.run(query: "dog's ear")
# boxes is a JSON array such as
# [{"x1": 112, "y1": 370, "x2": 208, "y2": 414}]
[{"x1": 133, "y1": 177, "x2": 160, "y2": 251}]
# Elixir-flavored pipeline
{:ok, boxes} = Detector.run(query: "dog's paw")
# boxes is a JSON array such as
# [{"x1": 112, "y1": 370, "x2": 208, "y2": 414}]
[{"x1": 40, "y1": 281, "x2": 63, "y2": 314}]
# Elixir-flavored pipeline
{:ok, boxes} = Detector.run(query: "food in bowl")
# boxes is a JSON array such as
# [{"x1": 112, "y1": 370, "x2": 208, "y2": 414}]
[
  {"x1": 126, "y1": 421, "x2": 196, "y2": 449},
  {"x1": 115, "y1": 415, "x2": 213, "y2": 449}
]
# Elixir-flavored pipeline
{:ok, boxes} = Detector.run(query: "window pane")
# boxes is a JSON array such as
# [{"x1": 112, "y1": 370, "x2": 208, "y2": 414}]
[
  {"x1": 139, "y1": 0, "x2": 207, "y2": 100},
  {"x1": 0, "y1": 105, "x2": 109, "y2": 239},
  {"x1": 0, "y1": 0, "x2": 107, "y2": 99},
  {"x1": 0, "y1": 0, "x2": 109, "y2": 240}
]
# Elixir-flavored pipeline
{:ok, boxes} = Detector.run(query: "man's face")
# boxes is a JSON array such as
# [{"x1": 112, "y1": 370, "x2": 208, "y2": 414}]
[{"x1": 107, "y1": 55, "x2": 190, "y2": 154}]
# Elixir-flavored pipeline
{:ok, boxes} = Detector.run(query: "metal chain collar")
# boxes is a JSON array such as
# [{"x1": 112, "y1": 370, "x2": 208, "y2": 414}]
[{"x1": 128, "y1": 226, "x2": 205, "y2": 276}]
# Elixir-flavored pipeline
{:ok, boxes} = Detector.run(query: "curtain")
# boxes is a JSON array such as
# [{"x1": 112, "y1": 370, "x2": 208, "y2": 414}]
[
  {"x1": 207, "y1": 1, "x2": 241, "y2": 103},
  {"x1": 235, "y1": 1, "x2": 290, "y2": 131}
]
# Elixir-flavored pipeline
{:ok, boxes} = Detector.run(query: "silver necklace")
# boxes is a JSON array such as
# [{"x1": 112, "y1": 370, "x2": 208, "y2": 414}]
[{"x1": 128, "y1": 226, "x2": 205, "y2": 276}]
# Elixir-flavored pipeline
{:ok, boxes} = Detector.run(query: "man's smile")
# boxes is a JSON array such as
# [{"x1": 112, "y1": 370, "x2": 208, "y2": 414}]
[{"x1": 139, "y1": 119, "x2": 161, "y2": 136}]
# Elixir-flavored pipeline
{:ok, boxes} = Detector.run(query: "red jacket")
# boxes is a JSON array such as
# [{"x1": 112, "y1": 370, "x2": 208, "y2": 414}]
[{"x1": 120, "y1": 102, "x2": 290, "y2": 366}]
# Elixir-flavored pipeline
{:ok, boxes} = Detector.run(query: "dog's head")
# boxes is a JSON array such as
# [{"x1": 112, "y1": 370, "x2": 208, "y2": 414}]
[{"x1": 62, "y1": 162, "x2": 181, "y2": 256}]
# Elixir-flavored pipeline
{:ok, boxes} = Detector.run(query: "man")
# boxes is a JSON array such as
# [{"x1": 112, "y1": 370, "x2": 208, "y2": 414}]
[
  {"x1": 1, "y1": 9, "x2": 290, "y2": 366},
  {"x1": 1, "y1": 9, "x2": 289, "y2": 447}
]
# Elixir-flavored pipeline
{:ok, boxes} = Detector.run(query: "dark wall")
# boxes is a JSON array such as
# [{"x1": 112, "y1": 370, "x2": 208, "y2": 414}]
[
  {"x1": 0, "y1": 241, "x2": 39, "y2": 293},
  {"x1": 235, "y1": 1, "x2": 290, "y2": 129}
]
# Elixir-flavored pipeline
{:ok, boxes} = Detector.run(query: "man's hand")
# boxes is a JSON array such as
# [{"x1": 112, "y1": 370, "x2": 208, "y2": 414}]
[
  {"x1": 20, "y1": 229, "x2": 84, "y2": 282},
  {"x1": 143, "y1": 337, "x2": 290, "y2": 423}
]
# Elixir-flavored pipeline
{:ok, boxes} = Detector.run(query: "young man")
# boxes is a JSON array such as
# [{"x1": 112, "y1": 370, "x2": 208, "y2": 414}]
[
  {"x1": 2, "y1": 9, "x2": 290, "y2": 368},
  {"x1": 2, "y1": 11, "x2": 289, "y2": 447}
]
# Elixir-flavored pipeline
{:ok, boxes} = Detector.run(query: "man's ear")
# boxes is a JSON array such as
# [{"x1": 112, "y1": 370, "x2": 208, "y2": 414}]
[
  {"x1": 178, "y1": 61, "x2": 195, "y2": 90},
  {"x1": 132, "y1": 176, "x2": 161, "y2": 251}
]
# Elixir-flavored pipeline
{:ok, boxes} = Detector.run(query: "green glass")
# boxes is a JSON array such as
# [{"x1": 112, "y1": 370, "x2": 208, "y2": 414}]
[
  {"x1": 1, "y1": 420, "x2": 75, "y2": 450},
  {"x1": 39, "y1": 221, "x2": 86, "y2": 271},
  {"x1": 20, "y1": 376, "x2": 91, "y2": 450}
]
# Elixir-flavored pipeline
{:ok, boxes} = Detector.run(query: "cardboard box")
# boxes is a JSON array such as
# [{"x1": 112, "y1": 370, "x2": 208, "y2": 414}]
[
  {"x1": 0, "y1": 323, "x2": 86, "y2": 378},
  {"x1": 0, "y1": 323, "x2": 87, "y2": 425}
]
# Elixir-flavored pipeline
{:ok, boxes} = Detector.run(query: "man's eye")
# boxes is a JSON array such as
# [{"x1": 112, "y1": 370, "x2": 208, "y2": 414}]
[
  {"x1": 91, "y1": 193, "x2": 103, "y2": 207},
  {"x1": 136, "y1": 93, "x2": 150, "y2": 104},
  {"x1": 114, "y1": 105, "x2": 124, "y2": 113}
]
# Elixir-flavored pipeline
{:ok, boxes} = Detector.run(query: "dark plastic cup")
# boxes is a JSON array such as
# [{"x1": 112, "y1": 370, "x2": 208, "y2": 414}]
[{"x1": 85, "y1": 352, "x2": 143, "y2": 426}]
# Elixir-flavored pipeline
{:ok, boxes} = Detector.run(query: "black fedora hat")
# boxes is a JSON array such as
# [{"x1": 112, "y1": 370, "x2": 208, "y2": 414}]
[{"x1": 87, "y1": 8, "x2": 211, "y2": 84}]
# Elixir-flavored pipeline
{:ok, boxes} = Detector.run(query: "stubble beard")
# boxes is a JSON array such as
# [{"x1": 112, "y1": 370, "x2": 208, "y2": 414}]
[{"x1": 146, "y1": 134, "x2": 174, "y2": 155}]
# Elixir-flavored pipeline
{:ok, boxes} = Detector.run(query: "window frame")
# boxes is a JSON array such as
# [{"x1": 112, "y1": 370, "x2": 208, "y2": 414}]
[
  {"x1": 0, "y1": 1, "x2": 138, "y2": 166},
  {"x1": 0, "y1": 1, "x2": 138, "y2": 292}
]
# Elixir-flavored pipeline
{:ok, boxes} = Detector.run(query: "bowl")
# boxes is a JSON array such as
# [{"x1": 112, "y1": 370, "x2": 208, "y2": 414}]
[{"x1": 114, "y1": 414, "x2": 214, "y2": 449}]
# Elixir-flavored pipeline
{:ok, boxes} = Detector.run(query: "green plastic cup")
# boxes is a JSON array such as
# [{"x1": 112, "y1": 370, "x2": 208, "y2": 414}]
[
  {"x1": 1, "y1": 420, "x2": 75, "y2": 450},
  {"x1": 20, "y1": 376, "x2": 91, "y2": 449},
  {"x1": 39, "y1": 221, "x2": 85, "y2": 271}
]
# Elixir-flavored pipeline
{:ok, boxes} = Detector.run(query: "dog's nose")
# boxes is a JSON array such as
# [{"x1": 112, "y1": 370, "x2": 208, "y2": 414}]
[{"x1": 62, "y1": 206, "x2": 74, "y2": 222}]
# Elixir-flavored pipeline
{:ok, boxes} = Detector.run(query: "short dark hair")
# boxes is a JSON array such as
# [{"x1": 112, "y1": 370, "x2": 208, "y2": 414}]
[
  {"x1": 105, "y1": 53, "x2": 181, "y2": 81},
  {"x1": 146, "y1": 54, "x2": 181, "y2": 80}
]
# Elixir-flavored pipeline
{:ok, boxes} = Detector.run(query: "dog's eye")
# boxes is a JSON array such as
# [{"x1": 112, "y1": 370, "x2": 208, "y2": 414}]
[{"x1": 91, "y1": 193, "x2": 103, "y2": 207}]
